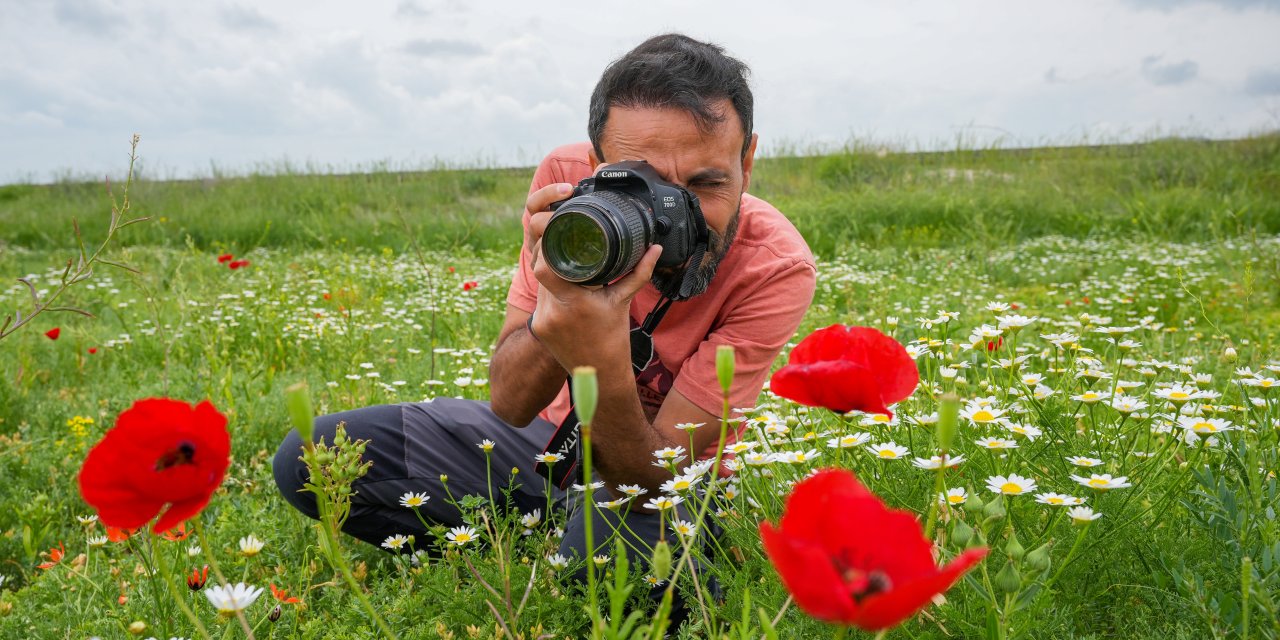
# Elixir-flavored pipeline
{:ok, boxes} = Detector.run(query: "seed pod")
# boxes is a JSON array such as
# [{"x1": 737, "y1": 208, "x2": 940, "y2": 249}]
[
  {"x1": 982, "y1": 497, "x2": 1006, "y2": 520},
  {"x1": 716, "y1": 345, "x2": 736, "y2": 394},
  {"x1": 963, "y1": 493, "x2": 985, "y2": 515}
]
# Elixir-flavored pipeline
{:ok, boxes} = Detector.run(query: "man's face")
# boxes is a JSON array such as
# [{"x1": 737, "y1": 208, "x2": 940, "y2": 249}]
[{"x1": 593, "y1": 99, "x2": 757, "y2": 298}]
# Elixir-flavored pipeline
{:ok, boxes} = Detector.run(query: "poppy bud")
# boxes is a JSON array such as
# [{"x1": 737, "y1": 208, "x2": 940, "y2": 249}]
[
  {"x1": 951, "y1": 518, "x2": 973, "y2": 547},
  {"x1": 982, "y1": 497, "x2": 1006, "y2": 520},
  {"x1": 572, "y1": 367, "x2": 598, "y2": 427},
  {"x1": 650, "y1": 540, "x2": 672, "y2": 582},
  {"x1": 269, "y1": 604, "x2": 282, "y2": 622},
  {"x1": 286, "y1": 382, "x2": 316, "y2": 445},
  {"x1": 1026, "y1": 543, "x2": 1052, "y2": 572},
  {"x1": 127, "y1": 621, "x2": 147, "y2": 635},
  {"x1": 963, "y1": 493, "x2": 985, "y2": 515},
  {"x1": 1005, "y1": 532, "x2": 1024, "y2": 560},
  {"x1": 716, "y1": 345, "x2": 735, "y2": 395},
  {"x1": 993, "y1": 559, "x2": 1021, "y2": 593},
  {"x1": 937, "y1": 393, "x2": 959, "y2": 452}
]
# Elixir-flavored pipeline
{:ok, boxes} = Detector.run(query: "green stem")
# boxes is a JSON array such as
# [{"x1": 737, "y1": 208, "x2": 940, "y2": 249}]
[
  {"x1": 580, "y1": 421, "x2": 601, "y2": 633},
  {"x1": 1044, "y1": 521, "x2": 1091, "y2": 592},
  {"x1": 316, "y1": 498, "x2": 399, "y2": 640},
  {"x1": 152, "y1": 533, "x2": 213, "y2": 640}
]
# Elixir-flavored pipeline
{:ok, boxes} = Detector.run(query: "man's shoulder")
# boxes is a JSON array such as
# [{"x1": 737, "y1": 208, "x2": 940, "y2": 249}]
[
  {"x1": 536, "y1": 143, "x2": 595, "y2": 185},
  {"x1": 734, "y1": 193, "x2": 816, "y2": 272}
]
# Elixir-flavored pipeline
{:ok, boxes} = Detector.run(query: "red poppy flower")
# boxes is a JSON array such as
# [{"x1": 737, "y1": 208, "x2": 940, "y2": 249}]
[
  {"x1": 270, "y1": 583, "x2": 302, "y2": 605},
  {"x1": 78, "y1": 398, "x2": 231, "y2": 533},
  {"x1": 760, "y1": 469, "x2": 988, "y2": 631},
  {"x1": 88, "y1": 347, "x2": 98, "y2": 355},
  {"x1": 217, "y1": 254, "x2": 234, "y2": 264},
  {"x1": 187, "y1": 565, "x2": 209, "y2": 591},
  {"x1": 36, "y1": 542, "x2": 66, "y2": 569},
  {"x1": 462, "y1": 281, "x2": 479, "y2": 291},
  {"x1": 229, "y1": 260, "x2": 250, "y2": 270},
  {"x1": 45, "y1": 327, "x2": 61, "y2": 341},
  {"x1": 769, "y1": 325, "x2": 919, "y2": 417},
  {"x1": 987, "y1": 337, "x2": 1003, "y2": 352}
]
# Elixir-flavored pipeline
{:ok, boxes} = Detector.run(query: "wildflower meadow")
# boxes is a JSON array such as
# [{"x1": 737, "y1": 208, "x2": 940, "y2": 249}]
[{"x1": 1, "y1": 134, "x2": 1279, "y2": 639}]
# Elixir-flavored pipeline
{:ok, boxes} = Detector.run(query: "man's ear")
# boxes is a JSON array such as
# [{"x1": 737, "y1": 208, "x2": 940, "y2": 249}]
[
  {"x1": 588, "y1": 147, "x2": 601, "y2": 170},
  {"x1": 741, "y1": 133, "x2": 759, "y2": 193}
]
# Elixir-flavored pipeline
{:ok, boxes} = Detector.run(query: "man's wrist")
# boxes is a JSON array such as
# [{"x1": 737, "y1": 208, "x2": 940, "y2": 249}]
[{"x1": 525, "y1": 312, "x2": 541, "y2": 344}]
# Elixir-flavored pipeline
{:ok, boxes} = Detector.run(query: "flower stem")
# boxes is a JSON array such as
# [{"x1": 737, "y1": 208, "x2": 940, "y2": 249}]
[{"x1": 152, "y1": 532, "x2": 213, "y2": 640}]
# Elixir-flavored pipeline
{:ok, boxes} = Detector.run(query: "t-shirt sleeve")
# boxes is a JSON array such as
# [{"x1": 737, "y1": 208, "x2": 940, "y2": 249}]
[
  {"x1": 506, "y1": 155, "x2": 570, "y2": 313},
  {"x1": 672, "y1": 258, "x2": 817, "y2": 417}
]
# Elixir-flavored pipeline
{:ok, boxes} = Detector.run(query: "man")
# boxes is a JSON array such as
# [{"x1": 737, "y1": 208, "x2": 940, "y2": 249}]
[{"x1": 273, "y1": 33, "x2": 814, "y2": 582}]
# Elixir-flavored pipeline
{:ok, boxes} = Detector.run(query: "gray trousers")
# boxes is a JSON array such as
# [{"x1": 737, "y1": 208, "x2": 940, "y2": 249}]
[{"x1": 272, "y1": 397, "x2": 716, "y2": 581}]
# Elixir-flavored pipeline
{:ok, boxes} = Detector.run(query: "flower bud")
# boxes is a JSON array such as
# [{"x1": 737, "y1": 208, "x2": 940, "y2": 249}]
[
  {"x1": 650, "y1": 540, "x2": 672, "y2": 582},
  {"x1": 572, "y1": 367, "x2": 598, "y2": 427},
  {"x1": 937, "y1": 393, "x2": 959, "y2": 452},
  {"x1": 716, "y1": 345, "x2": 736, "y2": 394},
  {"x1": 127, "y1": 621, "x2": 147, "y2": 635},
  {"x1": 983, "y1": 497, "x2": 1006, "y2": 519},
  {"x1": 1026, "y1": 542, "x2": 1052, "y2": 572},
  {"x1": 269, "y1": 604, "x2": 282, "y2": 622},
  {"x1": 963, "y1": 493, "x2": 985, "y2": 516},
  {"x1": 1224, "y1": 346, "x2": 1238, "y2": 362},
  {"x1": 286, "y1": 382, "x2": 315, "y2": 445},
  {"x1": 993, "y1": 559, "x2": 1021, "y2": 593},
  {"x1": 951, "y1": 518, "x2": 973, "y2": 546},
  {"x1": 1005, "y1": 532, "x2": 1025, "y2": 560}
]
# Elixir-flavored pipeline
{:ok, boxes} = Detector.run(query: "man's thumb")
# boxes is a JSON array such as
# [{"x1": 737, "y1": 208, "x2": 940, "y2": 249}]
[{"x1": 614, "y1": 245, "x2": 663, "y2": 298}]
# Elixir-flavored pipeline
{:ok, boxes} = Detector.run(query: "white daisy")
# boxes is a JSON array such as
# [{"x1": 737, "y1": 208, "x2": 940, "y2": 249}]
[
  {"x1": 399, "y1": 492, "x2": 431, "y2": 508},
  {"x1": 1071, "y1": 474, "x2": 1132, "y2": 490},
  {"x1": 204, "y1": 583, "x2": 264, "y2": 616},
  {"x1": 985, "y1": 474, "x2": 1037, "y2": 496},
  {"x1": 446, "y1": 526, "x2": 479, "y2": 546}
]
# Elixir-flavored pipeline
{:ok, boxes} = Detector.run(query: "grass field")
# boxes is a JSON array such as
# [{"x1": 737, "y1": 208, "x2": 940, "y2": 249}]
[{"x1": 1, "y1": 135, "x2": 1279, "y2": 639}]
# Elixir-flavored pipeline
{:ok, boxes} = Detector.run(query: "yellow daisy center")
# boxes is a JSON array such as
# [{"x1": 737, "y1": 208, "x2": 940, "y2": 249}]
[
  {"x1": 1192, "y1": 423, "x2": 1216, "y2": 433},
  {"x1": 1047, "y1": 497, "x2": 1064, "y2": 504},
  {"x1": 1088, "y1": 478, "x2": 1109, "y2": 488},
  {"x1": 872, "y1": 415, "x2": 891, "y2": 423},
  {"x1": 1170, "y1": 392, "x2": 1189, "y2": 399},
  {"x1": 1000, "y1": 482, "x2": 1023, "y2": 494},
  {"x1": 1081, "y1": 393, "x2": 1098, "y2": 400},
  {"x1": 947, "y1": 495, "x2": 964, "y2": 504},
  {"x1": 1261, "y1": 380, "x2": 1273, "y2": 387},
  {"x1": 972, "y1": 410, "x2": 995, "y2": 422},
  {"x1": 878, "y1": 450, "x2": 897, "y2": 458}
]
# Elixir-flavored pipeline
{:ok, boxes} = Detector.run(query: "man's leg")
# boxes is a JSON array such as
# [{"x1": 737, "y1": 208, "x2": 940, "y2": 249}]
[{"x1": 272, "y1": 398, "x2": 559, "y2": 549}]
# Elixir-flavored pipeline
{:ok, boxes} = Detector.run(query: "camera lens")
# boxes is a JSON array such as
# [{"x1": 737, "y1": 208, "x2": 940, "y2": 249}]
[
  {"x1": 543, "y1": 212, "x2": 607, "y2": 281},
  {"x1": 543, "y1": 191, "x2": 651, "y2": 285}
]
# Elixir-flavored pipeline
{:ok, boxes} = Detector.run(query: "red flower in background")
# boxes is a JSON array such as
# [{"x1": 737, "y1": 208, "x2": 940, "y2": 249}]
[
  {"x1": 769, "y1": 325, "x2": 918, "y2": 417},
  {"x1": 462, "y1": 281, "x2": 479, "y2": 291},
  {"x1": 229, "y1": 260, "x2": 250, "y2": 270},
  {"x1": 987, "y1": 337, "x2": 1003, "y2": 352},
  {"x1": 217, "y1": 254, "x2": 234, "y2": 264},
  {"x1": 760, "y1": 469, "x2": 988, "y2": 631},
  {"x1": 105, "y1": 525, "x2": 137, "y2": 543},
  {"x1": 88, "y1": 347, "x2": 98, "y2": 355},
  {"x1": 36, "y1": 542, "x2": 66, "y2": 569},
  {"x1": 45, "y1": 327, "x2": 61, "y2": 341},
  {"x1": 187, "y1": 565, "x2": 209, "y2": 591},
  {"x1": 78, "y1": 398, "x2": 231, "y2": 533},
  {"x1": 270, "y1": 583, "x2": 302, "y2": 605}
]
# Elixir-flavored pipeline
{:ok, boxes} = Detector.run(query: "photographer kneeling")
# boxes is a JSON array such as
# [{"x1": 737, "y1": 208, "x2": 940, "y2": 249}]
[{"x1": 273, "y1": 32, "x2": 816, "y2": 619}]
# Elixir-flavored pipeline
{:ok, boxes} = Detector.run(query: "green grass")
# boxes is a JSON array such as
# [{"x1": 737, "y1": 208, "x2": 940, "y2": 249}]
[{"x1": 1, "y1": 135, "x2": 1279, "y2": 639}]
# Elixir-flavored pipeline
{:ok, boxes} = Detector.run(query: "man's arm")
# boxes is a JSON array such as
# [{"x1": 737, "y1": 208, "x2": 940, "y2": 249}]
[{"x1": 488, "y1": 305, "x2": 567, "y2": 427}]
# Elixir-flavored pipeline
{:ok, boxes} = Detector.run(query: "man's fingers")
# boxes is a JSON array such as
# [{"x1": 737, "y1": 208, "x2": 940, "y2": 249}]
[
  {"x1": 611, "y1": 244, "x2": 664, "y2": 299},
  {"x1": 525, "y1": 183, "x2": 574, "y2": 218}
]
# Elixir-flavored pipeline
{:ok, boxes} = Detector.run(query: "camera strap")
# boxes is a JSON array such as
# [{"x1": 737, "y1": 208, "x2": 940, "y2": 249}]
[{"x1": 534, "y1": 295, "x2": 674, "y2": 490}]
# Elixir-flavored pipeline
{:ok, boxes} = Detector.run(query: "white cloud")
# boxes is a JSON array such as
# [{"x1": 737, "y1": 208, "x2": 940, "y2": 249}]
[{"x1": 2, "y1": 0, "x2": 1279, "y2": 183}]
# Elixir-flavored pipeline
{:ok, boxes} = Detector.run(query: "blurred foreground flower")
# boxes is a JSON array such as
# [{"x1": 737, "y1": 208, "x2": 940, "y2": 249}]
[
  {"x1": 44, "y1": 327, "x2": 60, "y2": 340},
  {"x1": 759, "y1": 469, "x2": 988, "y2": 631},
  {"x1": 78, "y1": 398, "x2": 231, "y2": 533},
  {"x1": 769, "y1": 325, "x2": 918, "y2": 417}
]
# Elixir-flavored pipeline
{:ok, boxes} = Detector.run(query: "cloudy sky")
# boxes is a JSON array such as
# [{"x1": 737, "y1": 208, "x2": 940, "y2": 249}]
[{"x1": 2, "y1": 0, "x2": 1279, "y2": 184}]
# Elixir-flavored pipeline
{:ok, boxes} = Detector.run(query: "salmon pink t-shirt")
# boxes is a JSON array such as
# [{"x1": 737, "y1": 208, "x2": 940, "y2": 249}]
[{"x1": 506, "y1": 143, "x2": 816, "y2": 453}]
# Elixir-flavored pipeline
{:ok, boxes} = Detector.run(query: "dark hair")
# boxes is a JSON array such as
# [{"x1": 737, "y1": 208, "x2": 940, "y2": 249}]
[{"x1": 588, "y1": 34, "x2": 754, "y2": 161}]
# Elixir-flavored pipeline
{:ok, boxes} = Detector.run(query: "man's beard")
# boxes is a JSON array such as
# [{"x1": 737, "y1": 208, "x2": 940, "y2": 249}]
[{"x1": 650, "y1": 204, "x2": 740, "y2": 301}]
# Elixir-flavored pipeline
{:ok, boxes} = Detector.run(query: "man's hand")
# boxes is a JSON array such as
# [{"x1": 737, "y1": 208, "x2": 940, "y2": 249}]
[{"x1": 524, "y1": 181, "x2": 664, "y2": 372}]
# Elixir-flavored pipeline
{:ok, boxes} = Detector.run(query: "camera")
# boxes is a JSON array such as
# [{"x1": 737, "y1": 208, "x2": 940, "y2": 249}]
[{"x1": 541, "y1": 161, "x2": 709, "y2": 296}]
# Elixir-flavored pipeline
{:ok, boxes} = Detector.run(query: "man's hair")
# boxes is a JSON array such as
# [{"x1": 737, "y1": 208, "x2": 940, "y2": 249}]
[{"x1": 588, "y1": 33, "x2": 754, "y2": 161}]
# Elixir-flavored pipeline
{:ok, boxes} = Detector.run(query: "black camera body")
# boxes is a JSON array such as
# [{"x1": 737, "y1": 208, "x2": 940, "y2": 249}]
[{"x1": 541, "y1": 161, "x2": 708, "y2": 296}]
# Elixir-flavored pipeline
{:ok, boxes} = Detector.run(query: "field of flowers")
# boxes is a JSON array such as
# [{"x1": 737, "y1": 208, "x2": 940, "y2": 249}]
[{"x1": 1, "y1": 137, "x2": 1279, "y2": 639}]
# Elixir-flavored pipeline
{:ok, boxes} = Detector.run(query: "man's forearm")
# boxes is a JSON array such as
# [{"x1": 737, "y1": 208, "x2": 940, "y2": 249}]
[
  {"x1": 579, "y1": 348, "x2": 676, "y2": 493},
  {"x1": 488, "y1": 327, "x2": 567, "y2": 427}
]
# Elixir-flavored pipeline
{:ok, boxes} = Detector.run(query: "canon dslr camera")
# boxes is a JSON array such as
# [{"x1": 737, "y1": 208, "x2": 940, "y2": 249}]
[{"x1": 541, "y1": 161, "x2": 709, "y2": 297}]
